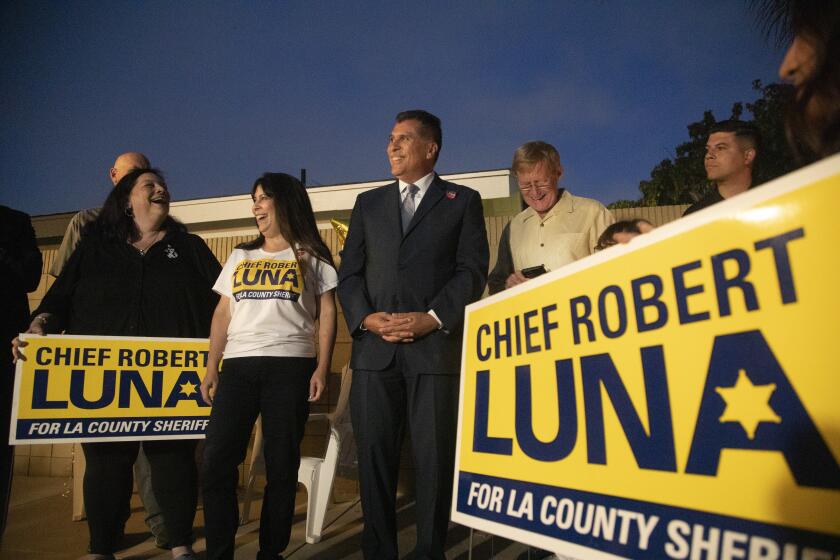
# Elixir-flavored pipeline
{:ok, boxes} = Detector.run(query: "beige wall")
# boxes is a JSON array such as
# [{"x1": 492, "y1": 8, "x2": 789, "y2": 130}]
[{"x1": 611, "y1": 204, "x2": 689, "y2": 226}]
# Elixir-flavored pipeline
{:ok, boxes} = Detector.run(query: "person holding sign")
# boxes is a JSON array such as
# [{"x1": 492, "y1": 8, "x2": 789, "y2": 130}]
[
  {"x1": 13, "y1": 168, "x2": 220, "y2": 560},
  {"x1": 199, "y1": 172, "x2": 337, "y2": 560},
  {"x1": 49, "y1": 150, "x2": 171, "y2": 551}
]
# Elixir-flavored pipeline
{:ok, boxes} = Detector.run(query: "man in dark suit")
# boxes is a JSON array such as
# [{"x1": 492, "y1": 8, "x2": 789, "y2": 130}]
[
  {"x1": 338, "y1": 110, "x2": 489, "y2": 559},
  {"x1": 0, "y1": 205, "x2": 42, "y2": 537}
]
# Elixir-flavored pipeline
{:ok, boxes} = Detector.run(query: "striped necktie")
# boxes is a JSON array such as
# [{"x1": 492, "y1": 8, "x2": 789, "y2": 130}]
[{"x1": 401, "y1": 183, "x2": 419, "y2": 233}]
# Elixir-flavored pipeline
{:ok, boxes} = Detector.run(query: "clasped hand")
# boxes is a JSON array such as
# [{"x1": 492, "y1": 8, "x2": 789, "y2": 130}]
[{"x1": 363, "y1": 312, "x2": 438, "y2": 343}]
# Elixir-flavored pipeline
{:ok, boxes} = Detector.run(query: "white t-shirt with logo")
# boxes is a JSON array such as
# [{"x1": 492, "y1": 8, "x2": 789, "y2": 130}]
[{"x1": 213, "y1": 246, "x2": 338, "y2": 359}]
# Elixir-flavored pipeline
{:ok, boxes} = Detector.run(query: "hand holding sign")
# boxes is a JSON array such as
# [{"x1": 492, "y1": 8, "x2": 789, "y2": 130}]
[{"x1": 11, "y1": 313, "x2": 50, "y2": 363}]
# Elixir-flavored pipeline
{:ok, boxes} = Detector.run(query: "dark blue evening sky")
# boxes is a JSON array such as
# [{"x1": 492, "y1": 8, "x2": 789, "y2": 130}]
[{"x1": 1, "y1": 1, "x2": 784, "y2": 216}]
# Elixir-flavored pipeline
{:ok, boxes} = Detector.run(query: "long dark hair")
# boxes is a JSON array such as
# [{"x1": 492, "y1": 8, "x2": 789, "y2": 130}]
[
  {"x1": 84, "y1": 167, "x2": 185, "y2": 243},
  {"x1": 595, "y1": 220, "x2": 643, "y2": 251},
  {"x1": 238, "y1": 172, "x2": 334, "y2": 271},
  {"x1": 753, "y1": 0, "x2": 840, "y2": 158}
]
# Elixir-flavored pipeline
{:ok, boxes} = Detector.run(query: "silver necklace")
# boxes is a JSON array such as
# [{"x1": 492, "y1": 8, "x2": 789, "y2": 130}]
[{"x1": 133, "y1": 231, "x2": 162, "y2": 255}]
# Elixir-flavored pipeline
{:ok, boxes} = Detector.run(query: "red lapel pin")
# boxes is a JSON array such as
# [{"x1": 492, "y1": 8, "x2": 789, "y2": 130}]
[{"x1": 446, "y1": 190, "x2": 456, "y2": 200}]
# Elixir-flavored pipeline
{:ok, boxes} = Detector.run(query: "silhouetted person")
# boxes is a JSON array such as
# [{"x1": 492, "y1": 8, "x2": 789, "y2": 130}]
[{"x1": 0, "y1": 205, "x2": 42, "y2": 538}]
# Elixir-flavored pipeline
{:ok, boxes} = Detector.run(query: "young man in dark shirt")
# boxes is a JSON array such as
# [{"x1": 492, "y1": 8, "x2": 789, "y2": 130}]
[{"x1": 684, "y1": 121, "x2": 760, "y2": 216}]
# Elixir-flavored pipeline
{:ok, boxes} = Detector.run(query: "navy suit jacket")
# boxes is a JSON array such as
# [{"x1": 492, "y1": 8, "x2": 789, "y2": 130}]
[{"x1": 337, "y1": 175, "x2": 489, "y2": 374}]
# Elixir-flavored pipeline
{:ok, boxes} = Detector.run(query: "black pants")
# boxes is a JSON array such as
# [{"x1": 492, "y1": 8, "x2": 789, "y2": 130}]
[
  {"x1": 202, "y1": 356, "x2": 313, "y2": 560},
  {"x1": 0, "y1": 356, "x2": 15, "y2": 539},
  {"x1": 81, "y1": 439, "x2": 197, "y2": 554},
  {"x1": 351, "y1": 356, "x2": 459, "y2": 560}
]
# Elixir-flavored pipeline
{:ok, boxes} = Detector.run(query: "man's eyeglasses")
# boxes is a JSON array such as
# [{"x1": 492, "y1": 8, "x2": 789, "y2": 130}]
[{"x1": 518, "y1": 182, "x2": 555, "y2": 194}]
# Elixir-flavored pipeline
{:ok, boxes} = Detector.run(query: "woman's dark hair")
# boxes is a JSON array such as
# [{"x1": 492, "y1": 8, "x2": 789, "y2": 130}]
[
  {"x1": 238, "y1": 172, "x2": 335, "y2": 270},
  {"x1": 595, "y1": 220, "x2": 643, "y2": 251},
  {"x1": 632, "y1": 218, "x2": 654, "y2": 230},
  {"x1": 84, "y1": 167, "x2": 185, "y2": 243},
  {"x1": 754, "y1": 0, "x2": 840, "y2": 158}
]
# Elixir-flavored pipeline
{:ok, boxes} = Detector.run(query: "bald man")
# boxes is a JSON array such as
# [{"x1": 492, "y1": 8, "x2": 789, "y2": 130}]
[
  {"x1": 49, "y1": 152, "x2": 150, "y2": 276},
  {"x1": 49, "y1": 152, "x2": 170, "y2": 549}
]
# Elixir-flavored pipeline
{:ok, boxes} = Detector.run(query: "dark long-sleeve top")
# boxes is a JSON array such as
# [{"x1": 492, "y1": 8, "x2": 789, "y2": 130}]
[
  {"x1": 34, "y1": 229, "x2": 221, "y2": 339},
  {"x1": 487, "y1": 223, "x2": 513, "y2": 295},
  {"x1": 0, "y1": 205, "x2": 43, "y2": 343},
  {"x1": 682, "y1": 189, "x2": 724, "y2": 216}
]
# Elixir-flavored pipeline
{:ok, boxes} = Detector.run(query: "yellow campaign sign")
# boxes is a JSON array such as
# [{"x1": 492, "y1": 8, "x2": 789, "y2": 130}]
[
  {"x1": 452, "y1": 155, "x2": 840, "y2": 559},
  {"x1": 11, "y1": 335, "x2": 211, "y2": 444}
]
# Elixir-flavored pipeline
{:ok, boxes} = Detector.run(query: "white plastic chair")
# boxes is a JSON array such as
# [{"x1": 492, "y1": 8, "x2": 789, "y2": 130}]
[{"x1": 241, "y1": 365, "x2": 352, "y2": 544}]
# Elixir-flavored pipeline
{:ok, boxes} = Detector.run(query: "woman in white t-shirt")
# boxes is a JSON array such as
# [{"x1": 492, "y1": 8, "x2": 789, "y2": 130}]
[{"x1": 200, "y1": 172, "x2": 337, "y2": 560}]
